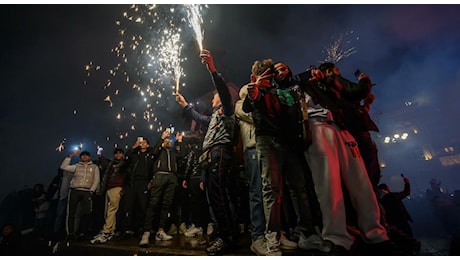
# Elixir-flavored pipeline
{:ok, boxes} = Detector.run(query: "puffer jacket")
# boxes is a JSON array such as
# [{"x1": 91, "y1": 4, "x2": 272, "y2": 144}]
[{"x1": 60, "y1": 157, "x2": 100, "y2": 192}]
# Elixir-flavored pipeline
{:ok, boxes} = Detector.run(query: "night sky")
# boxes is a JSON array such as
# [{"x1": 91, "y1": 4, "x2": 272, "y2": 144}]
[{"x1": 1, "y1": 4, "x2": 460, "y2": 202}]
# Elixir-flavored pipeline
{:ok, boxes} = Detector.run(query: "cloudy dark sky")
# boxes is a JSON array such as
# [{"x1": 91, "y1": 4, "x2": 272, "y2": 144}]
[{"x1": 1, "y1": 4, "x2": 460, "y2": 202}]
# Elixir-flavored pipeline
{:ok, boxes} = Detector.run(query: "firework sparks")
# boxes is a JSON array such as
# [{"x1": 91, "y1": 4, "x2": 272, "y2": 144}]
[
  {"x1": 104, "y1": 95, "x2": 113, "y2": 107},
  {"x1": 84, "y1": 4, "x2": 208, "y2": 146},
  {"x1": 185, "y1": 4, "x2": 206, "y2": 52},
  {"x1": 321, "y1": 30, "x2": 358, "y2": 63},
  {"x1": 56, "y1": 142, "x2": 65, "y2": 152}
]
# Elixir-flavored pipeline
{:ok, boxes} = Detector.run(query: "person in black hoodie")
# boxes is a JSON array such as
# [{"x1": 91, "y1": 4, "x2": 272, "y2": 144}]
[
  {"x1": 139, "y1": 129, "x2": 178, "y2": 246},
  {"x1": 120, "y1": 137, "x2": 155, "y2": 237}
]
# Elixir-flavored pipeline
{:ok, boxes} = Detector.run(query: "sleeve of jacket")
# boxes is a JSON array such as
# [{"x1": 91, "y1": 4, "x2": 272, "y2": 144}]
[
  {"x1": 90, "y1": 166, "x2": 100, "y2": 193},
  {"x1": 151, "y1": 138, "x2": 164, "y2": 158},
  {"x1": 97, "y1": 155, "x2": 110, "y2": 174},
  {"x1": 235, "y1": 99, "x2": 254, "y2": 124},
  {"x1": 242, "y1": 95, "x2": 255, "y2": 114},
  {"x1": 60, "y1": 157, "x2": 76, "y2": 172},
  {"x1": 183, "y1": 105, "x2": 212, "y2": 126},
  {"x1": 211, "y1": 71, "x2": 234, "y2": 116},
  {"x1": 340, "y1": 76, "x2": 372, "y2": 101},
  {"x1": 394, "y1": 182, "x2": 411, "y2": 200}
]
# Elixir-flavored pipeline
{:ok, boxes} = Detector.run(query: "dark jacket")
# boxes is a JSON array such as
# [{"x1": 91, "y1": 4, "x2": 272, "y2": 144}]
[
  {"x1": 101, "y1": 158, "x2": 129, "y2": 193},
  {"x1": 242, "y1": 86, "x2": 283, "y2": 140},
  {"x1": 151, "y1": 139, "x2": 178, "y2": 174},
  {"x1": 125, "y1": 147, "x2": 155, "y2": 184}
]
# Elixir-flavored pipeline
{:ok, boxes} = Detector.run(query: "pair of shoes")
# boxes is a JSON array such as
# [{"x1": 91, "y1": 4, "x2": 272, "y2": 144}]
[
  {"x1": 265, "y1": 232, "x2": 282, "y2": 256},
  {"x1": 167, "y1": 224, "x2": 178, "y2": 235},
  {"x1": 206, "y1": 237, "x2": 230, "y2": 256},
  {"x1": 250, "y1": 235, "x2": 269, "y2": 256},
  {"x1": 185, "y1": 226, "x2": 203, "y2": 237},
  {"x1": 178, "y1": 222, "x2": 187, "y2": 235},
  {"x1": 139, "y1": 231, "x2": 150, "y2": 247},
  {"x1": 90, "y1": 232, "x2": 114, "y2": 244},
  {"x1": 280, "y1": 231, "x2": 298, "y2": 249},
  {"x1": 155, "y1": 230, "x2": 173, "y2": 241},
  {"x1": 298, "y1": 233, "x2": 331, "y2": 253}
]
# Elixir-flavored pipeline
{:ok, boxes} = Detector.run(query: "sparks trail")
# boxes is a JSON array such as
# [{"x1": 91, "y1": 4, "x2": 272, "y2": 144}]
[{"x1": 321, "y1": 30, "x2": 359, "y2": 63}]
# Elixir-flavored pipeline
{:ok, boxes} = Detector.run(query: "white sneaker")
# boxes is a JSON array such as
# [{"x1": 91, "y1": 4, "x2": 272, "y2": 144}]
[
  {"x1": 265, "y1": 232, "x2": 282, "y2": 256},
  {"x1": 250, "y1": 235, "x2": 268, "y2": 256},
  {"x1": 280, "y1": 232, "x2": 297, "y2": 249},
  {"x1": 184, "y1": 226, "x2": 203, "y2": 237},
  {"x1": 155, "y1": 230, "x2": 173, "y2": 241},
  {"x1": 90, "y1": 232, "x2": 113, "y2": 244},
  {"x1": 298, "y1": 233, "x2": 331, "y2": 253},
  {"x1": 139, "y1": 231, "x2": 150, "y2": 247}
]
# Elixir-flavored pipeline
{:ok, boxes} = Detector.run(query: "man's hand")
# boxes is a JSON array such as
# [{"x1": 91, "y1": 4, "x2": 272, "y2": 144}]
[
  {"x1": 403, "y1": 177, "x2": 410, "y2": 184},
  {"x1": 161, "y1": 130, "x2": 170, "y2": 140},
  {"x1": 69, "y1": 150, "x2": 80, "y2": 158},
  {"x1": 200, "y1": 49, "x2": 216, "y2": 73},
  {"x1": 175, "y1": 93, "x2": 188, "y2": 108},
  {"x1": 253, "y1": 67, "x2": 274, "y2": 87}
]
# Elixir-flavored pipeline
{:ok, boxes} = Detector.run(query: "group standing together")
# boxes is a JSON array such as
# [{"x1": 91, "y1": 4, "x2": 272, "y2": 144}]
[{"x1": 50, "y1": 49, "x2": 419, "y2": 256}]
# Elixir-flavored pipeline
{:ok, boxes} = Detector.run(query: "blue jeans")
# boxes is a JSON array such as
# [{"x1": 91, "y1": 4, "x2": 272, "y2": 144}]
[
  {"x1": 256, "y1": 135, "x2": 285, "y2": 234},
  {"x1": 244, "y1": 147, "x2": 266, "y2": 240}
]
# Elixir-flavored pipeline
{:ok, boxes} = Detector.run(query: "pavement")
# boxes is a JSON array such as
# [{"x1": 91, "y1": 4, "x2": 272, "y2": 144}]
[{"x1": 14, "y1": 231, "x2": 453, "y2": 256}]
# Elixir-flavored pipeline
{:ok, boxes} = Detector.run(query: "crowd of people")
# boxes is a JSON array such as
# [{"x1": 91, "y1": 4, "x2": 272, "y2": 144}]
[{"x1": 2, "y1": 50, "x2": 435, "y2": 256}]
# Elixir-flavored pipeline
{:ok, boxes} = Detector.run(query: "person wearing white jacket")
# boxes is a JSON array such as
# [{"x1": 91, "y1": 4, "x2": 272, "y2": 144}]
[{"x1": 60, "y1": 150, "x2": 100, "y2": 242}]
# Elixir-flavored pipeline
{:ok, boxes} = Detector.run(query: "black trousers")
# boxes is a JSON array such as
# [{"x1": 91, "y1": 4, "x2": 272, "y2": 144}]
[
  {"x1": 205, "y1": 146, "x2": 234, "y2": 243},
  {"x1": 143, "y1": 173, "x2": 177, "y2": 231}
]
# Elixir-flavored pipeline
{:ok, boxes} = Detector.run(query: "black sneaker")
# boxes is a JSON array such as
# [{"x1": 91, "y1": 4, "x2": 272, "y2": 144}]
[{"x1": 206, "y1": 237, "x2": 230, "y2": 256}]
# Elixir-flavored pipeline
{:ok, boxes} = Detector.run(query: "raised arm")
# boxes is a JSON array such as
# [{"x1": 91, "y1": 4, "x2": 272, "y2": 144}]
[{"x1": 200, "y1": 49, "x2": 233, "y2": 116}]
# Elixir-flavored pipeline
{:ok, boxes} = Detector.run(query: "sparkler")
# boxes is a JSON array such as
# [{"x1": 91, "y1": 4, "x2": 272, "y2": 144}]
[
  {"x1": 185, "y1": 4, "x2": 206, "y2": 52},
  {"x1": 321, "y1": 30, "x2": 358, "y2": 63},
  {"x1": 82, "y1": 4, "x2": 207, "y2": 152}
]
